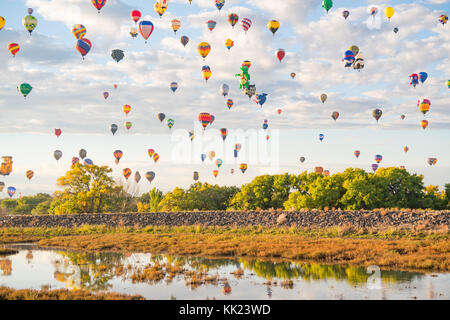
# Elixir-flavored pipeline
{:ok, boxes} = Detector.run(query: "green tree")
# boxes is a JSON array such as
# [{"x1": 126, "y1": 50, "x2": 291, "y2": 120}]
[{"x1": 137, "y1": 188, "x2": 164, "y2": 212}]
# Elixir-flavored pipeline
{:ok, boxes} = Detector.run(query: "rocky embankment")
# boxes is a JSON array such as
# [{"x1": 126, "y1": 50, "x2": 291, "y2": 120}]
[{"x1": 0, "y1": 210, "x2": 448, "y2": 230}]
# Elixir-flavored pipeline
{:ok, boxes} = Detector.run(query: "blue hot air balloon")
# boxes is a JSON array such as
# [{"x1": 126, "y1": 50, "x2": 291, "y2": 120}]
[
  {"x1": 419, "y1": 72, "x2": 428, "y2": 84},
  {"x1": 83, "y1": 158, "x2": 93, "y2": 165},
  {"x1": 319, "y1": 134, "x2": 325, "y2": 141},
  {"x1": 7, "y1": 186, "x2": 16, "y2": 198},
  {"x1": 254, "y1": 93, "x2": 268, "y2": 107},
  {"x1": 170, "y1": 82, "x2": 178, "y2": 92},
  {"x1": 201, "y1": 154, "x2": 207, "y2": 162}
]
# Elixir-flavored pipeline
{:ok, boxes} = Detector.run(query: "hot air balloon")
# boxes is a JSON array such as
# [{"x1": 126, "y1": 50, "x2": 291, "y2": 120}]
[
  {"x1": 76, "y1": 38, "x2": 92, "y2": 59},
  {"x1": 171, "y1": 19, "x2": 181, "y2": 34},
  {"x1": 447, "y1": 80, "x2": 450, "y2": 89},
  {"x1": 393, "y1": 27, "x2": 399, "y2": 34},
  {"x1": 72, "y1": 24, "x2": 86, "y2": 39},
  {"x1": 409, "y1": 73, "x2": 419, "y2": 87},
  {"x1": 228, "y1": 13, "x2": 238, "y2": 28},
  {"x1": 439, "y1": 14, "x2": 448, "y2": 25},
  {"x1": 322, "y1": 0, "x2": 333, "y2": 13},
  {"x1": 290, "y1": 72, "x2": 296, "y2": 79},
  {"x1": 139, "y1": 21, "x2": 154, "y2": 43},
  {"x1": 263, "y1": 119, "x2": 268, "y2": 130},
  {"x1": 276, "y1": 49, "x2": 285, "y2": 62},
  {"x1": 92, "y1": 0, "x2": 107, "y2": 13},
  {"x1": 239, "y1": 163, "x2": 247, "y2": 173},
  {"x1": 213, "y1": 170, "x2": 219, "y2": 178},
  {"x1": 158, "y1": 113, "x2": 166, "y2": 122},
  {"x1": 299, "y1": 157, "x2": 305, "y2": 163},
  {"x1": 342, "y1": 50, "x2": 355, "y2": 68},
  {"x1": 114, "y1": 84, "x2": 118, "y2": 89},
  {"x1": 319, "y1": 134, "x2": 324, "y2": 141},
  {"x1": 354, "y1": 150, "x2": 360, "y2": 158},
  {"x1": 79, "y1": 149, "x2": 87, "y2": 159},
  {"x1": 254, "y1": 93, "x2": 268, "y2": 107},
  {"x1": 153, "y1": 153, "x2": 159, "y2": 163},
  {"x1": 371, "y1": 163, "x2": 378, "y2": 172},
  {"x1": 123, "y1": 168, "x2": 132, "y2": 180},
  {"x1": 201, "y1": 154, "x2": 207, "y2": 162},
  {"x1": 331, "y1": 111, "x2": 339, "y2": 121},
  {"x1": 404, "y1": 146, "x2": 409, "y2": 153},
  {"x1": 54, "y1": 128, "x2": 62, "y2": 138},
  {"x1": 347, "y1": 45, "x2": 359, "y2": 56},
  {"x1": 373, "y1": 109, "x2": 382, "y2": 122},
  {"x1": 193, "y1": 171, "x2": 199, "y2": 181},
  {"x1": 18, "y1": 83, "x2": 32, "y2": 99},
  {"x1": 123, "y1": 104, "x2": 131, "y2": 115},
  {"x1": 0, "y1": 182, "x2": 5, "y2": 192},
  {"x1": 125, "y1": 121, "x2": 132, "y2": 130},
  {"x1": 225, "y1": 38, "x2": 234, "y2": 51},
  {"x1": 111, "y1": 49, "x2": 124, "y2": 63},
  {"x1": 220, "y1": 128, "x2": 228, "y2": 141},
  {"x1": 167, "y1": 118, "x2": 175, "y2": 130},
  {"x1": 130, "y1": 27, "x2": 138, "y2": 38},
  {"x1": 148, "y1": 149, "x2": 155, "y2": 158},
  {"x1": 23, "y1": 14, "x2": 37, "y2": 35},
  {"x1": 385, "y1": 7, "x2": 394, "y2": 21},
  {"x1": 0, "y1": 17, "x2": 5, "y2": 31},
  {"x1": 420, "y1": 120, "x2": 428, "y2": 130},
  {"x1": 26, "y1": 170, "x2": 34, "y2": 180},
  {"x1": 8, "y1": 43, "x2": 20, "y2": 57},
  {"x1": 244, "y1": 85, "x2": 256, "y2": 99},
  {"x1": 202, "y1": 65, "x2": 211, "y2": 82},
  {"x1": 370, "y1": 7, "x2": 378, "y2": 18},
  {"x1": 208, "y1": 151, "x2": 216, "y2": 160},
  {"x1": 113, "y1": 150, "x2": 123, "y2": 163},
  {"x1": 170, "y1": 82, "x2": 178, "y2": 92},
  {"x1": 221, "y1": 84, "x2": 229, "y2": 97},
  {"x1": 375, "y1": 154, "x2": 382, "y2": 163},
  {"x1": 353, "y1": 52, "x2": 364, "y2": 71},
  {"x1": 145, "y1": 171, "x2": 155, "y2": 183},
  {"x1": 241, "y1": 18, "x2": 252, "y2": 33},
  {"x1": 134, "y1": 171, "x2": 141, "y2": 183},
  {"x1": 154, "y1": 2, "x2": 167, "y2": 18},
  {"x1": 131, "y1": 10, "x2": 141, "y2": 24},
  {"x1": 320, "y1": 94, "x2": 327, "y2": 103},
  {"x1": 84, "y1": 158, "x2": 93, "y2": 166},
  {"x1": 110, "y1": 124, "x2": 118, "y2": 135},
  {"x1": 215, "y1": 0, "x2": 225, "y2": 11},
  {"x1": 180, "y1": 36, "x2": 189, "y2": 47},
  {"x1": 242, "y1": 60, "x2": 252, "y2": 69},
  {"x1": 418, "y1": 72, "x2": 428, "y2": 84},
  {"x1": 267, "y1": 20, "x2": 280, "y2": 36},
  {"x1": 277, "y1": 108, "x2": 282, "y2": 115},
  {"x1": 7, "y1": 187, "x2": 16, "y2": 198},
  {"x1": 401, "y1": 114, "x2": 405, "y2": 120},
  {"x1": 197, "y1": 42, "x2": 211, "y2": 60},
  {"x1": 342, "y1": 10, "x2": 349, "y2": 19},
  {"x1": 230, "y1": 168, "x2": 234, "y2": 174},
  {"x1": 54, "y1": 150, "x2": 63, "y2": 161},
  {"x1": 215, "y1": 159, "x2": 223, "y2": 168},
  {"x1": 234, "y1": 143, "x2": 241, "y2": 158},
  {"x1": 418, "y1": 98, "x2": 431, "y2": 115},
  {"x1": 103, "y1": 92, "x2": 109, "y2": 99},
  {"x1": 189, "y1": 131, "x2": 194, "y2": 141},
  {"x1": 206, "y1": 20, "x2": 216, "y2": 32}
]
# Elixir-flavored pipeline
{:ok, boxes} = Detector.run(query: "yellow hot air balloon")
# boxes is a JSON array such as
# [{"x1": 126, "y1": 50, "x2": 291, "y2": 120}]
[
  {"x1": 26, "y1": 170, "x2": 34, "y2": 180},
  {"x1": 197, "y1": 42, "x2": 211, "y2": 60},
  {"x1": 225, "y1": 38, "x2": 234, "y2": 51},
  {"x1": 171, "y1": 19, "x2": 181, "y2": 34},
  {"x1": 385, "y1": 7, "x2": 395, "y2": 21},
  {"x1": 267, "y1": 20, "x2": 280, "y2": 36},
  {"x1": 0, "y1": 17, "x2": 5, "y2": 31}
]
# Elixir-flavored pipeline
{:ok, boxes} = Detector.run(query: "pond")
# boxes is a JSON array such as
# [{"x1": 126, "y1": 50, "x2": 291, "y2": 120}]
[{"x1": 0, "y1": 244, "x2": 448, "y2": 300}]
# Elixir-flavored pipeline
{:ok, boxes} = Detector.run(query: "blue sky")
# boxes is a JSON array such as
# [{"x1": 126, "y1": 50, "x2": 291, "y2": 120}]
[{"x1": 0, "y1": 0, "x2": 449, "y2": 197}]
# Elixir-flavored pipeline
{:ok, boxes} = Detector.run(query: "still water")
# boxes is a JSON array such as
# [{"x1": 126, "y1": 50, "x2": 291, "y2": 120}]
[{"x1": 0, "y1": 244, "x2": 448, "y2": 300}]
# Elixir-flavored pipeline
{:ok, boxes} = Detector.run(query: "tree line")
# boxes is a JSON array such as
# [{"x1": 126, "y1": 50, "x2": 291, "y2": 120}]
[{"x1": 1, "y1": 164, "x2": 449, "y2": 215}]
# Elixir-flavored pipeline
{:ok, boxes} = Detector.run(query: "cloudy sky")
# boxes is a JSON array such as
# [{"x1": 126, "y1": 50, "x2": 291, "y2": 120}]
[{"x1": 0, "y1": 0, "x2": 449, "y2": 197}]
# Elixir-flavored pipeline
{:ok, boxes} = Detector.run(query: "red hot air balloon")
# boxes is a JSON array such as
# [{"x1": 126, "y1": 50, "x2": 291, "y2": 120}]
[
  {"x1": 54, "y1": 128, "x2": 62, "y2": 138},
  {"x1": 92, "y1": 0, "x2": 107, "y2": 13},
  {"x1": 277, "y1": 109, "x2": 282, "y2": 115},
  {"x1": 131, "y1": 10, "x2": 141, "y2": 24},
  {"x1": 276, "y1": 49, "x2": 285, "y2": 62},
  {"x1": 198, "y1": 112, "x2": 212, "y2": 130},
  {"x1": 76, "y1": 38, "x2": 92, "y2": 60}
]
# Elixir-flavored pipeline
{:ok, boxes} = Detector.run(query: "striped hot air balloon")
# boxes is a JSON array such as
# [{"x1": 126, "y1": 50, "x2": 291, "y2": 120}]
[
  {"x1": 72, "y1": 157, "x2": 79, "y2": 166},
  {"x1": 76, "y1": 38, "x2": 92, "y2": 59},
  {"x1": 197, "y1": 42, "x2": 211, "y2": 59},
  {"x1": 239, "y1": 163, "x2": 248, "y2": 173},
  {"x1": 198, "y1": 112, "x2": 211, "y2": 129},
  {"x1": 92, "y1": 0, "x2": 107, "y2": 13},
  {"x1": 228, "y1": 13, "x2": 239, "y2": 28},
  {"x1": 206, "y1": 20, "x2": 216, "y2": 31},
  {"x1": 113, "y1": 150, "x2": 123, "y2": 163},
  {"x1": 72, "y1": 24, "x2": 86, "y2": 39},
  {"x1": 8, "y1": 43, "x2": 20, "y2": 57},
  {"x1": 331, "y1": 111, "x2": 339, "y2": 121},
  {"x1": 354, "y1": 150, "x2": 360, "y2": 158},
  {"x1": 375, "y1": 155, "x2": 382, "y2": 163},
  {"x1": 148, "y1": 149, "x2": 155, "y2": 158},
  {"x1": 153, "y1": 153, "x2": 159, "y2": 163},
  {"x1": 180, "y1": 36, "x2": 189, "y2": 47},
  {"x1": 220, "y1": 128, "x2": 228, "y2": 141},
  {"x1": 202, "y1": 65, "x2": 211, "y2": 82},
  {"x1": 171, "y1": 19, "x2": 181, "y2": 34},
  {"x1": 170, "y1": 82, "x2": 178, "y2": 92},
  {"x1": 138, "y1": 20, "x2": 154, "y2": 43},
  {"x1": 167, "y1": 118, "x2": 175, "y2": 130},
  {"x1": 25, "y1": 170, "x2": 34, "y2": 180},
  {"x1": 226, "y1": 99, "x2": 233, "y2": 109},
  {"x1": 241, "y1": 18, "x2": 252, "y2": 33},
  {"x1": 417, "y1": 98, "x2": 430, "y2": 115},
  {"x1": 123, "y1": 168, "x2": 132, "y2": 180}
]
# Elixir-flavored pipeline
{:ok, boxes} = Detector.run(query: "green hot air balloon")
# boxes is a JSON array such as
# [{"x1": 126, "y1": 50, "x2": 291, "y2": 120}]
[
  {"x1": 167, "y1": 118, "x2": 175, "y2": 130},
  {"x1": 18, "y1": 83, "x2": 32, "y2": 99},
  {"x1": 322, "y1": 0, "x2": 333, "y2": 13},
  {"x1": 23, "y1": 14, "x2": 37, "y2": 35}
]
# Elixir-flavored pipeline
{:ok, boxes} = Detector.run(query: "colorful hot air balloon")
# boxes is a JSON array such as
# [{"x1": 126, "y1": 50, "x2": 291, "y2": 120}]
[
  {"x1": 354, "y1": 150, "x2": 360, "y2": 158},
  {"x1": 239, "y1": 163, "x2": 247, "y2": 174},
  {"x1": 139, "y1": 21, "x2": 154, "y2": 43},
  {"x1": 17, "y1": 83, "x2": 32, "y2": 99},
  {"x1": 319, "y1": 134, "x2": 324, "y2": 141},
  {"x1": 375, "y1": 154, "x2": 382, "y2": 163},
  {"x1": 125, "y1": 121, "x2": 132, "y2": 130},
  {"x1": 158, "y1": 113, "x2": 166, "y2": 122},
  {"x1": 322, "y1": 0, "x2": 333, "y2": 13},
  {"x1": 54, "y1": 150, "x2": 63, "y2": 161},
  {"x1": 215, "y1": 159, "x2": 223, "y2": 168},
  {"x1": 404, "y1": 146, "x2": 409, "y2": 153},
  {"x1": 145, "y1": 171, "x2": 155, "y2": 183},
  {"x1": 123, "y1": 104, "x2": 131, "y2": 115},
  {"x1": 193, "y1": 171, "x2": 199, "y2": 181},
  {"x1": 8, "y1": 43, "x2": 20, "y2": 57},
  {"x1": 111, "y1": 49, "x2": 124, "y2": 63},
  {"x1": 167, "y1": 118, "x2": 175, "y2": 130},
  {"x1": 206, "y1": 20, "x2": 216, "y2": 32},
  {"x1": 263, "y1": 119, "x2": 268, "y2": 130},
  {"x1": 180, "y1": 36, "x2": 189, "y2": 47},
  {"x1": 447, "y1": 80, "x2": 450, "y2": 89},
  {"x1": 23, "y1": 14, "x2": 37, "y2": 35},
  {"x1": 228, "y1": 13, "x2": 238, "y2": 28},
  {"x1": 320, "y1": 94, "x2": 327, "y2": 103},
  {"x1": 7, "y1": 187, "x2": 16, "y2": 198},
  {"x1": 153, "y1": 153, "x2": 159, "y2": 163},
  {"x1": 242, "y1": 60, "x2": 251, "y2": 69},
  {"x1": 373, "y1": 109, "x2": 382, "y2": 122},
  {"x1": 420, "y1": 120, "x2": 428, "y2": 130},
  {"x1": 208, "y1": 151, "x2": 215, "y2": 160},
  {"x1": 92, "y1": 0, "x2": 107, "y2": 13},
  {"x1": 221, "y1": 84, "x2": 229, "y2": 97},
  {"x1": 202, "y1": 65, "x2": 211, "y2": 82},
  {"x1": 54, "y1": 128, "x2": 62, "y2": 138},
  {"x1": 234, "y1": 143, "x2": 241, "y2": 158},
  {"x1": 84, "y1": 158, "x2": 93, "y2": 165},
  {"x1": 148, "y1": 149, "x2": 155, "y2": 158},
  {"x1": 276, "y1": 49, "x2": 285, "y2": 62},
  {"x1": 76, "y1": 38, "x2": 92, "y2": 59},
  {"x1": 154, "y1": 2, "x2": 167, "y2": 18},
  {"x1": 385, "y1": 7, "x2": 395, "y2": 21},
  {"x1": 342, "y1": 10, "x2": 349, "y2": 19},
  {"x1": 418, "y1": 98, "x2": 430, "y2": 115},
  {"x1": 131, "y1": 10, "x2": 141, "y2": 24},
  {"x1": 226, "y1": 99, "x2": 233, "y2": 110},
  {"x1": 79, "y1": 149, "x2": 87, "y2": 159},
  {"x1": 170, "y1": 82, "x2": 178, "y2": 92},
  {"x1": 110, "y1": 124, "x2": 118, "y2": 135},
  {"x1": 197, "y1": 42, "x2": 211, "y2": 60},
  {"x1": 410, "y1": 73, "x2": 419, "y2": 87},
  {"x1": 213, "y1": 170, "x2": 219, "y2": 178},
  {"x1": 199, "y1": 112, "x2": 212, "y2": 129},
  {"x1": 103, "y1": 92, "x2": 109, "y2": 100},
  {"x1": 267, "y1": 20, "x2": 280, "y2": 36},
  {"x1": 418, "y1": 72, "x2": 428, "y2": 84},
  {"x1": 113, "y1": 150, "x2": 123, "y2": 163},
  {"x1": 225, "y1": 38, "x2": 234, "y2": 51},
  {"x1": 215, "y1": 0, "x2": 225, "y2": 11},
  {"x1": 220, "y1": 128, "x2": 228, "y2": 141},
  {"x1": 26, "y1": 170, "x2": 34, "y2": 180},
  {"x1": 171, "y1": 19, "x2": 181, "y2": 34},
  {"x1": 0, "y1": 17, "x2": 5, "y2": 31},
  {"x1": 130, "y1": 27, "x2": 138, "y2": 38},
  {"x1": 331, "y1": 111, "x2": 339, "y2": 121},
  {"x1": 241, "y1": 18, "x2": 252, "y2": 33},
  {"x1": 370, "y1": 7, "x2": 378, "y2": 18},
  {"x1": 371, "y1": 163, "x2": 378, "y2": 173},
  {"x1": 439, "y1": 14, "x2": 448, "y2": 25},
  {"x1": 342, "y1": 50, "x2": 355, "y2": 67},
  {"x1": 72, "y1": 24, "x2": 86, "y2": 39},
  {"x1": 123, "y1": 168, "x2": 132, "y2": 180},
  {"x1": 189, "y1": 130, "x2": 194, "y2": 141}
]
